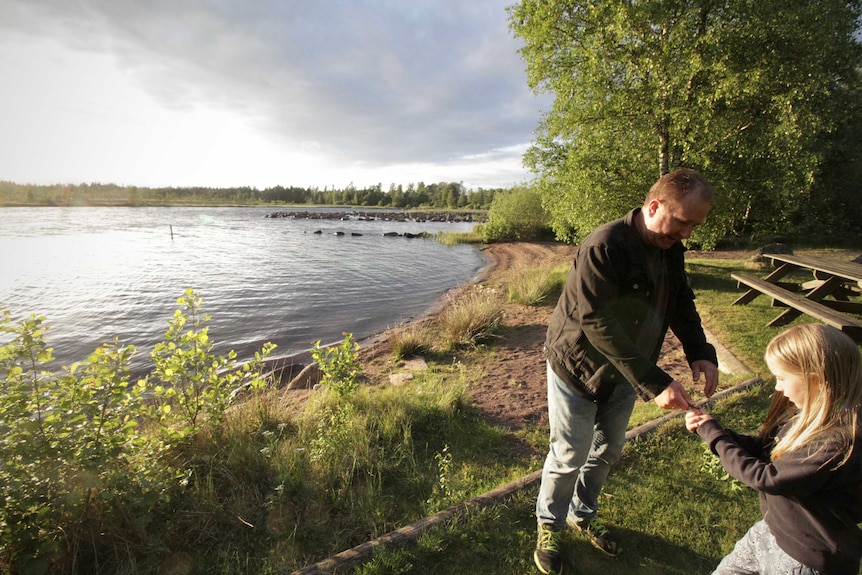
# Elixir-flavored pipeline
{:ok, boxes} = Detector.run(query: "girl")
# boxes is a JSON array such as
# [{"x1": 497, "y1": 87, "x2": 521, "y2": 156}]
[{"x1": 686, "y1": 323, "x2": 862, "y2": 575}]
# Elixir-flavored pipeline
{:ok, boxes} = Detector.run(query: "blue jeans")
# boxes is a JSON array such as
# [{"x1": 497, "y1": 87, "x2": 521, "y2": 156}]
[{"x1": 536, "y1": 361, "x2": 637, "y2": 528}]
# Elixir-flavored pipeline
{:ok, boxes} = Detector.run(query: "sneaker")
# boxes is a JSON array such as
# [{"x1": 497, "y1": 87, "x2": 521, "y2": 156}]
[
  {"x1": 534, "y1": 523, "x2": 564, "y2": 574},
  {"x1": 568, "y1": 516, "x2": 622, "y2": 557}
]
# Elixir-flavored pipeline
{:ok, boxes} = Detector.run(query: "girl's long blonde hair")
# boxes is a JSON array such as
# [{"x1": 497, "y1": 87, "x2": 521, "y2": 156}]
[{"x1": 765, "y1": 324, "x2": 862, "y2": 463}]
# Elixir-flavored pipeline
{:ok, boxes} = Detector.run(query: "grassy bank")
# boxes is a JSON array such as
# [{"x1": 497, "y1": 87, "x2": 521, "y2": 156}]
[
  {"x1": 3, "y1": 247, "x2": 860, "y2": 575},
  {"x1": 348, "y1": 252, "x2": 861, "y2": 575},
  {"x1": 354, "y1": 385, "x2": 771, "y2": 575}
]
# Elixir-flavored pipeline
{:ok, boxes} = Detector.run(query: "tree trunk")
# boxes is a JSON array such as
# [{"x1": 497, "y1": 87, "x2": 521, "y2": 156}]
[{"x1": 658, "y1": 120, "x2": 670, "y2": 176}]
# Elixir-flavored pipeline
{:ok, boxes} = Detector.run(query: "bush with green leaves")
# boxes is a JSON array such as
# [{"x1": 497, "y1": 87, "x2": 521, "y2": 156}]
[
  {"x1": 481, "y1": 185, "x2": 553, "y2": 243},
  {"x1": 144, "y1": 289, "x2": 275, "y2": 439},
  {"x1": 0, "y1": 291, "x2": 273, "y2": 575},
  {"x1": 311, "y1": 333, "x2": 362, "y2": 398}
]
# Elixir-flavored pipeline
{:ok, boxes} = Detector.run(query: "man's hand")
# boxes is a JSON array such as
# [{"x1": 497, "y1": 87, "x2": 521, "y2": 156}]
[
  {"x1": 691, "y1": 360, "x2": 719, "y2": 398},
  {"x1": 653, "y1": 380, "x2": 694, "y2": 410}
]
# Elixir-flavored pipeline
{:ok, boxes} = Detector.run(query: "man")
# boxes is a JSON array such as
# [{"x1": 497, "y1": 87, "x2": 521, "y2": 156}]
[{"x1": 533, "y1": 168, "x2": 720, "y2": 575}]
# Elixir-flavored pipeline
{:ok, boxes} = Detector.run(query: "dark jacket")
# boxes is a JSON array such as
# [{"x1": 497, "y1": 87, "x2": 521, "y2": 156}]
[
  {"x1": 545, "y1": 209, "x2": 717, "y2": 402},
  {"x1": 697, "y1": 418, "x2": 862, "y2": 575}
]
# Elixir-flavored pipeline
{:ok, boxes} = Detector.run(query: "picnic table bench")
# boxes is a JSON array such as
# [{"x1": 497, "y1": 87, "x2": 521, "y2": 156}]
[{"x1": 730, "y1": 253, "x2": 862, "y2": 342}]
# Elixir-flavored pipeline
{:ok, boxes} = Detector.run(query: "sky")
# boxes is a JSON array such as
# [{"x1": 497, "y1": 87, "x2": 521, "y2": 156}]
[{"x1": 0, "y1": 0, "x2": 551, "y2": 191}]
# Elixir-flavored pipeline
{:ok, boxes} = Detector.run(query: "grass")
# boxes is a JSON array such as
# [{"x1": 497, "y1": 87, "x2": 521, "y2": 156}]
[
  {"x1": 686, "y1": 257, "x2": 818, "y2": 373},
  {"x1": 435, "y1": 230, "x2": 484, "y2": 245},
  {"x1": 15, "y1": 248, "x2": 860, "y2": 574},
  {"x1": 156, "y1": 360, "x2": 537, "y2": 575},
  {"x1": 340, "y1": 250, "x2": 862, "y2": 575},
  {"x1": 355, "y1": 384, "x2": 772, "y2": 574},
  {"x1": 390, "y1": 322, "x2": 435, "y2": 360},
  {"x1": 436, "y1": 288, "x2": 505, "y2": 349},
  {"x1": 506, "y1": 263, "x2": 569, "y2": 306},
  {"x1": 390, "y1": 286, "x2": 507, "y2": 356}
]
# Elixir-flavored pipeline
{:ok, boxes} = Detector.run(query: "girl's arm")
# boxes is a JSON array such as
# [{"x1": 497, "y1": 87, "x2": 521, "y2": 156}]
[
  {"x1": 686, "y1": 409, "x2": 765, "y2": 456},
  {"x1": 696, "y1": 419, "x2": 841, "y2": 495}
]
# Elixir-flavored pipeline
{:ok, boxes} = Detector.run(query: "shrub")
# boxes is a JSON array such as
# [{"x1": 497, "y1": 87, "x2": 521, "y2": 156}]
[
  {"x1": 145, "y1": 289, "x2": 275, "y2": 438},
  {"x1": 481, "y1": 185, "x2": 553, "y2": 242},
  {"x1": 0, "y1": 292, "x2": 274, "y2": 574},
  {"x1": 311, "y1": 333, "x2": 362, "y2": 398},
  {"x1": 0, "y1": 312, "x2": 168, "y2": 574}
]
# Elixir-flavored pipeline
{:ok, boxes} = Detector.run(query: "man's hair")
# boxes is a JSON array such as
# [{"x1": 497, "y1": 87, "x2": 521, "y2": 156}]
[{"x1": 645, "y1": 168, "x2": 715, "y2": 205}]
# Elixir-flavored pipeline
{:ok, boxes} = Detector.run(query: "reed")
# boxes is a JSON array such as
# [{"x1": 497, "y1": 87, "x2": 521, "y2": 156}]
[{"x1": 434, "y1": 230, "x2": 484, "y2": 245}]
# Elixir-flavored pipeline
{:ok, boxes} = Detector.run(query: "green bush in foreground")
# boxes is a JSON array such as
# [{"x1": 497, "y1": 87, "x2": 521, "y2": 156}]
[
  {"x1": 0, "y1": 293, "x2": 520, "y2": 574},
  {"x1": 0, "y1": 291, "x2": 274, "y2": 575},
  {"x1": 312, "y1": 333, "x2": 362, "y2": 397}
]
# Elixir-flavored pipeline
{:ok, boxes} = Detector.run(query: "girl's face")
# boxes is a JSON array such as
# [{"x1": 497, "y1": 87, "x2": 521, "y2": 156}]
[{"x1": 767, "y1": 358, "x2": 814, "y2": 408}]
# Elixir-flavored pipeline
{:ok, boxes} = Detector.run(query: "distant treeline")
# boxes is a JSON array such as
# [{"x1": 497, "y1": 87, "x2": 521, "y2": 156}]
[{"x1": 0, "y1": 181, "x2": 502, "y2": 210}]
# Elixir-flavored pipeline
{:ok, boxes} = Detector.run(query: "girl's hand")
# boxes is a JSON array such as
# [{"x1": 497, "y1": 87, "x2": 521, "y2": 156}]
[{"x1": 685, "y1": 409, "x2": 713, "y2": 432}]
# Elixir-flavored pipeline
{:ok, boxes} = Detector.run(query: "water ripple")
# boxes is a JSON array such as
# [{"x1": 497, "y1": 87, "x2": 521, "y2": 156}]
[{"x1": 0, "y1": 206, "x2": 486, "y2": 376}]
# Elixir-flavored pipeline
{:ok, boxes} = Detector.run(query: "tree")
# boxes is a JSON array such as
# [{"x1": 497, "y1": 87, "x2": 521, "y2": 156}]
[{"x1": 509, "y1": 0, "x2": 862, "y2": 247}]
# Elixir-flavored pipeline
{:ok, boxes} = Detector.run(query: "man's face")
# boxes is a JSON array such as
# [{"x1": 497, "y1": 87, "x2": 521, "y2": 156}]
[{"x1": 642, "y1": 195, "x2": 710, "y2": 249}]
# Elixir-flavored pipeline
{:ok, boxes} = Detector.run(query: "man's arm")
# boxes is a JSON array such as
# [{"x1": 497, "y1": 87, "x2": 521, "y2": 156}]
[{"x1": 668, "y1": 249, "x2": 719, "y2": 398}]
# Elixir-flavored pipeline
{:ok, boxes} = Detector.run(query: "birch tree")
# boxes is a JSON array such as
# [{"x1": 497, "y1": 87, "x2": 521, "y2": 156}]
[{"x1": 509, "y1": 0, "x2": 862, "y2": 246}]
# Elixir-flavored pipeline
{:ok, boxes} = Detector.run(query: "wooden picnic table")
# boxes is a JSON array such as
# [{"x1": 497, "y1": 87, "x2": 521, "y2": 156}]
[{"x1": 730, "y1": 252, "x2": 862, "y2": 342}]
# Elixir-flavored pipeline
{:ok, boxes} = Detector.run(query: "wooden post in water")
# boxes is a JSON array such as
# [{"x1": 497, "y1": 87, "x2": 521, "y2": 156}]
[{"x1": 170, "y1": 225, "x2": 173, "y2": 240}]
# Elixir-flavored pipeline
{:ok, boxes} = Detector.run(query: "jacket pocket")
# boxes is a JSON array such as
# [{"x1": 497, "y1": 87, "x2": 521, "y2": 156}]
[{"x1": 557, "y1": 333, "x2": 618, "y2": 401}]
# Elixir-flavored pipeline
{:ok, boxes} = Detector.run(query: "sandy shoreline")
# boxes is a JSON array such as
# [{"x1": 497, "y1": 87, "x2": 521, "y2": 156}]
[
  {"x1": 273, "y1": 241, "x2": 582, "y2": 428},
  {"x1": 259, "y1": 241, "x2": 498, "y2": 384},
  {"x1": 273, "y1": 240, "x2": 751, "y2": 431}
]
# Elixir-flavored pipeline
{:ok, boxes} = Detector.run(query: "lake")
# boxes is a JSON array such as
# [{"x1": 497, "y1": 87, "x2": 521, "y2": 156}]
[{"x1": 0, "y1": 206, "x2": 486, "y2": 376}]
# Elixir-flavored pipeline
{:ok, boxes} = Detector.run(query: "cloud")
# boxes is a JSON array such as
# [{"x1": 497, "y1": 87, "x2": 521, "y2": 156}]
[{"x1": 0, "y1": 0, "x2": 549, "y2": 189}]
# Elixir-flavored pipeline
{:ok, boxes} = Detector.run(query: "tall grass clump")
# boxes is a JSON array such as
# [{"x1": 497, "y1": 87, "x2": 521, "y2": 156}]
[
  {"x1": 390, "y1": 322, "x2": 435, "y2": 360},
  {"x1": 436, "y1": 288, "x2": 504, "y2": 349},
  {"x1": 507, "y1": 263, "x2": 569, "y2": 306}
]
